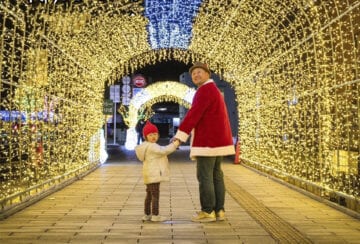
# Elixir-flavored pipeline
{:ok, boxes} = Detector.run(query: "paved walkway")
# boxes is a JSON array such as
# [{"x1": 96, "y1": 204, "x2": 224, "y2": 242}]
[{"x1": 0, "y1": 145, "x2": 359, "y2": 243}]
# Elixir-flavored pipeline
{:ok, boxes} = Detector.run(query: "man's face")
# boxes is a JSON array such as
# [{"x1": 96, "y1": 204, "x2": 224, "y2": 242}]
[{"x1": 191, "y1": 68, "x2": 210, "y2": 87}]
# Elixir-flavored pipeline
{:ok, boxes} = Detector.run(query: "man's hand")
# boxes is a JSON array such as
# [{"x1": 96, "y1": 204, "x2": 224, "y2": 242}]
[{"x1": 170, "y1": 137, "x2": 181, "y2": 144}]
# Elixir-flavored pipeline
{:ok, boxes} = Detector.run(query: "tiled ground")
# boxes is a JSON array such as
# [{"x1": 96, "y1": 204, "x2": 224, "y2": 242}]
[{"x1": 0, "y1": 146, "x2": 359, "y2": 244}]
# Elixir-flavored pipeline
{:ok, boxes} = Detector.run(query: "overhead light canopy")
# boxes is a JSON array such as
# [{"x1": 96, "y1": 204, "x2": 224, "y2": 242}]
[{"x1": 145, "y1": 0, "x2": 203, "y2": 49}]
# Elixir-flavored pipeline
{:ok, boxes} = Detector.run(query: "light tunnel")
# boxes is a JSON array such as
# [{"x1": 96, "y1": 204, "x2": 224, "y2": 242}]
[{"x1": 0, "y1": 0, "x2": 359, "y2": 216}]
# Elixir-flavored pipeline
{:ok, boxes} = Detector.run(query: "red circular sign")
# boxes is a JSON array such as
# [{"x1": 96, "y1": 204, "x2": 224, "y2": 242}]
[{"x1": 133, "y1": 75, "x2": 146, "y2": 87}]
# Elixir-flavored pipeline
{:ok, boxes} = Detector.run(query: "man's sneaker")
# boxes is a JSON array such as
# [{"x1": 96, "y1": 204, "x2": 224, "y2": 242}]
[
  {"x1": 191, "y1": 211, "x2": 216, "y2": 223},
  {"x1": 216, "y1": 210, "x2": 225, "y2": 221},
  {"x1": 151, "y1": 215, "x2": 167, "y2": 222},
  {"x1": 142, "y1": 215, "x2": 152, "y2": 221}
]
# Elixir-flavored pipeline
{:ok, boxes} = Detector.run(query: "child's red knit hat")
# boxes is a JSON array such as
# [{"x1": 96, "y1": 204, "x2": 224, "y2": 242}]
[{"x1": 142, "y1": 121, "x2": 158, "y2": 138}]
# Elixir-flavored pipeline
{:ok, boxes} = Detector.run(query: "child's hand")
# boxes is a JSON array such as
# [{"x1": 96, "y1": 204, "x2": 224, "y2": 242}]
[
  {"x1": 171, "y1": 136, "x2": 182, "y2": 143},
  {"x1": 173, "y1": 139, "x2": 180, "y2": 147}
]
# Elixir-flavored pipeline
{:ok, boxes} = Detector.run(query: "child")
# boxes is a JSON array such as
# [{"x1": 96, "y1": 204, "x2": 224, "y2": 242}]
[{"x1": 135, "y1": 121, "x2": 180, "y2": 222}]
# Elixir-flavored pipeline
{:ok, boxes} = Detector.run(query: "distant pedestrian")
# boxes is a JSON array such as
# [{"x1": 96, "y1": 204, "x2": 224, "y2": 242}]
[
  {"x1": 135, "y1": 121, "x2": 180, "y2": 222},
  {"x1": 173, "y1": 62, "x2": 235, "y2": 222},
  {"x1": 135, "y1": 119, "x2": 145, "y2": 145}
]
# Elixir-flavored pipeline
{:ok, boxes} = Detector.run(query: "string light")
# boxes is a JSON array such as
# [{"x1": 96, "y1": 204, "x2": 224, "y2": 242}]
[
  {"x1": 121, "y1": 81, "x2": 195, "y2": 150},
  {"x1": 145, "y1": 0, "x2": 203, "y2": 49},
  {"x1": 0, "y1": 0, "x2": 359, "y2": 213}
]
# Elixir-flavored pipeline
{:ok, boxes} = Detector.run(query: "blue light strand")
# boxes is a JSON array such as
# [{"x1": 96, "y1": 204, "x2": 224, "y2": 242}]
[{"x1": 145, "y1": 0, "x2": 203, "y2": 49}]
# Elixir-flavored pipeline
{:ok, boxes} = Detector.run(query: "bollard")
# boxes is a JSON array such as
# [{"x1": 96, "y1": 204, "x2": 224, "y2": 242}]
[{"x1": 234, "y1": 140, "x2": 240, "y2": 164}]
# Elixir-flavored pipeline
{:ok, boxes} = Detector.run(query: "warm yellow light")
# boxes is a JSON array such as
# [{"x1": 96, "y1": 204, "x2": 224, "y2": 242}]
[
  {"x1": 0, "y1": 0, "x2": 359, "y2": 213},
  {"x1": 121, "y1": 81, "x2": 195, "y2": 149}
]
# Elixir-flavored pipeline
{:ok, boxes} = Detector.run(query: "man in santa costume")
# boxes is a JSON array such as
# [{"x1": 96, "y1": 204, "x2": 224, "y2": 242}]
[{"x1": 174, "y1": 62, "x2": 235, "y2": 222}]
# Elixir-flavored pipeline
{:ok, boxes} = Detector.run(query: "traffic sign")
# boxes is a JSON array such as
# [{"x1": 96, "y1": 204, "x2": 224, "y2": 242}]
[
  {"x1": 103, "y1": 99, "x2": 113, "y2": 115},
  {"x1": 110, "y1": 85, "x2": 120, "y2": 102}
]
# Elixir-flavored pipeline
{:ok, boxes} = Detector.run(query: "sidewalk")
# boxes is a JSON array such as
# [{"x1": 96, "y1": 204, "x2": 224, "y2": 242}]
[{"x1": 0, "y1": 146, "x2": 359, "y2": 243}]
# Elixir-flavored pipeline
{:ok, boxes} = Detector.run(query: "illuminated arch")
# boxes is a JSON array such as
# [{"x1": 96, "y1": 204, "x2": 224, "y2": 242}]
[
  {"x1": 139, "y1": 95, "x2": 190, "y2": 120},
  {"x1": 124, "y1": 81, "x2": 196, "y2": 149}
]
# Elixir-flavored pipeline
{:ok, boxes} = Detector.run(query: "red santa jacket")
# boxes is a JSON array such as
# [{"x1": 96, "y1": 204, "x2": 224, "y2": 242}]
[{"x1": 175, "y1": 80, "x2": 235, "y2": 159}]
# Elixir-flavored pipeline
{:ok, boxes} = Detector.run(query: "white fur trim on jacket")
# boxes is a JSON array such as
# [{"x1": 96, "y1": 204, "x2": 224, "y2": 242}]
[
  {"x1": 174, "y1": 130, "x2": 189, "y2": 143},
  {"x1": 189, "y1": 145, "x2": 235, "y2": 160}
]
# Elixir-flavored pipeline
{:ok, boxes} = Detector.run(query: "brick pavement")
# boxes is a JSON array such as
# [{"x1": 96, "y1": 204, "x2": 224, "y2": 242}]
[{"x1": 0, "y1": 146, "x2": 359, "y2": 243}]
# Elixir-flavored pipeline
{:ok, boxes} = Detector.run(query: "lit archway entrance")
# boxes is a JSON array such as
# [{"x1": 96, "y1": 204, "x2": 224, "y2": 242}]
[{"x1": 121, "y1": 81, "x2": 195, "y2": 150}]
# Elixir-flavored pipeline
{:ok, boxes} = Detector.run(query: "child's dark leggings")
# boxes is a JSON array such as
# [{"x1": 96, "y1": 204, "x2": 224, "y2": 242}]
[{"x1": 144, "y1": 182, "x2": 160, "y2": 215}]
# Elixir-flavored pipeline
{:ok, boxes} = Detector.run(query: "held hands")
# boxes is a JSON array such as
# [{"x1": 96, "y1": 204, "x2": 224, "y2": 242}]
[
  {"x1": 173, "y1": 140, "x2": 180, "y2": 147},
  {"x1": 170, "y1": 137, "x2": 181, "y2": 147},
  {"x1": 170, "y1": 136, "x2": 178, "y2": 143}
]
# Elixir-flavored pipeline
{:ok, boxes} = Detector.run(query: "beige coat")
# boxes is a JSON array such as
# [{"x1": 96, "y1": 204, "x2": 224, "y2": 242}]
[{"x1": 135, "y1": 141, "x2": 178, "y2": 184}]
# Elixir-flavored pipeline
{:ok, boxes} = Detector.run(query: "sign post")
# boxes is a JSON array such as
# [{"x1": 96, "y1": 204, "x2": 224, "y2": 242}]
[
  {"x1": 109, "y1": 85, "x2": 120, "y2": 145},
  {"x1": 103, "y1": 99, "x2": 113, "y2": 149}
]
